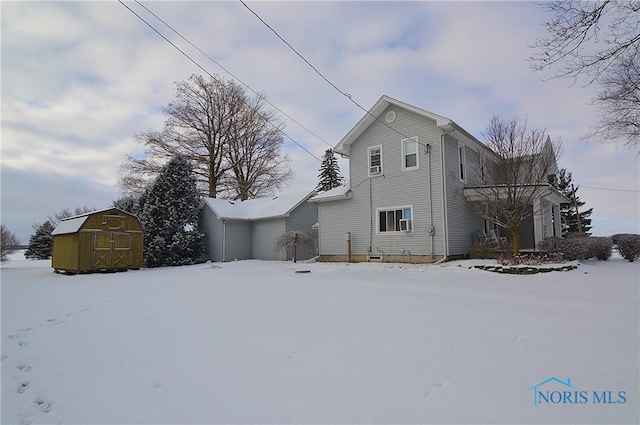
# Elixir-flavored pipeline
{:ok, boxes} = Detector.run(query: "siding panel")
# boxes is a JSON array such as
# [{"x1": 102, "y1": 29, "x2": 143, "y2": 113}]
[
  {"x1": 224, "y1": 221, "x2": 252, "y2": 260},
  {"x1": 319, "y1": 105, "x2": 447, "y2": 260},
  {"x1": 443, "y1": 134, "x2": 484, "y2": 256},
  {"x1": 252, "y1": 219, "x2": 286, "y2": 260}
]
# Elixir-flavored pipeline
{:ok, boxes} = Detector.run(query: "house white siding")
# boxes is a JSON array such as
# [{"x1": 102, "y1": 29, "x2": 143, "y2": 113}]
[
  {"x1": 315, "y1": 95, "x2": 565, "y2": 263},
  {"x1": 199, "y1": 206, "x2": 223, "y2": 262},
  {"x1": 443, "y1": 134, "x2": 485, "y2": 256},
  {"x1": 317, "y1": 198, "x2": 357, "y2": 256},
  {"x1": 317, "y1": 105, "x2": 447, "y2": 261},
  {"x1": 286, "y1": 201, "x2": 318, "y2": 260},
  {"x1": 252, "y1": 219, "x2": 286, "y2": 260},
  {"x1": 224, "y1": 220, "x2": 252, "y2": 261}
]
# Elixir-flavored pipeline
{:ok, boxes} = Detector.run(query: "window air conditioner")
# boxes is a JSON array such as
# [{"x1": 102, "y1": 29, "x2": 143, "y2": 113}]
[
  {"x1": 399, "y1": 219, "x2": 412, "y2": 232},
  {"x1": 369, "y1": 165, "x2": 381, "y2": 175}
]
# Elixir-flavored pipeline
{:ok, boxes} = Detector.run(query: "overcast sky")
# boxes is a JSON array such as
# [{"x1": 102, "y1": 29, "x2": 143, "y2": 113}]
[{"x1": 2, "y1": 1, "x2": 639, "y2": 243}]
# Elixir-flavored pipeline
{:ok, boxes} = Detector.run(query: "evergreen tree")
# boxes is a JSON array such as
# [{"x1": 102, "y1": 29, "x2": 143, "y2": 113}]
[
  {"x1": 316, "y1": 149, "x2": 344, "y2": 192},
  {"x1": 113, "y1": 196, "x2": 137, "y2": 214},
  {"x1": 139, "y1": 155, "x2": 206, "y2": 268},
  {"x1": 25, "y1": 221, "x2": 55, "y2": 260},
  {"x1": 549, "y1": 168, "x2": 593, "y2": 235}
]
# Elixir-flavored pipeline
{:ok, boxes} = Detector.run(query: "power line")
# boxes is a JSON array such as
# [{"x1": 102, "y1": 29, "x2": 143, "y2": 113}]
[
  {"x1": 238, "y1": 0, "x2": 426, "y2": 148},
  {"x1": 580, "y1": 185, "x2": 640, "y2": 193},
  {"x1": 118, "y1": 0, "x2": 322, "y2": 162},
  {"x1": 134, "y1": 1, "x2": 334, "y2": 152}
]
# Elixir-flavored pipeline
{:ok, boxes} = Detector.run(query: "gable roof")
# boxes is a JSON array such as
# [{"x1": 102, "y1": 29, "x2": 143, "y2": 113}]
[
  {"x1": 308, "y1": 185, "x2": 352, "y2": 203},
  {"x1": 334, "y1": 95, "x2": 486, "y2": 155},
  {"x1": 51, "y1": 208, "x2": 136, "y2": 236},
  {"x1": 200, "y1": 190, "x2": 316, "y2": 221},
  {"x1": 52, "y1": 216, "x2": 89, "y2": 236}
]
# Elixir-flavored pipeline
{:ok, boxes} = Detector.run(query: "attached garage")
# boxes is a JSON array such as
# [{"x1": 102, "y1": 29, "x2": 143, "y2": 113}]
[{"x1": 52, "y1": 208, "x2": 143, "y2": 273}]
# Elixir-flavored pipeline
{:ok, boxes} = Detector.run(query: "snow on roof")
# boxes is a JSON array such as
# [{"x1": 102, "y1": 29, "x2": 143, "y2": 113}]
[
  {"x1": 309, "y1": 185, "x2": 352, "y2": 202},
  {"x1": 51, "y1": 207, "x2": 138, "y2": 236},
  {"x1": 201, "y1": 190, "x2": 316, "y2": 220},
  {"x1": 51, "y1": 216, "x2": 89, "y2": 236}
]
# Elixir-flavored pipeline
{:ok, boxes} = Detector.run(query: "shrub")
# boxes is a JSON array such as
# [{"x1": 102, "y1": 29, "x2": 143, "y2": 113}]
[
  {"x1": 468, "y1": 241, "x2": 497, "y2": 259},
  {"x1": 538, "y1": 236, "x2": 585, "y2": 261},
  {"x1": 275, "y1": 230, "x2": 317, "y2": 263},
  {"x1": 612, "y1": 234, "x2": 640, "y2": 262},
  {"x1": 537, "y1": 235, "x2": 612, "y2": 261},
  {"x1": 584, "y1": 237, "x2": 612, "y2": 261},
  {"x1": 1, "y1": 224, "x2": 21, "y2": 262}
]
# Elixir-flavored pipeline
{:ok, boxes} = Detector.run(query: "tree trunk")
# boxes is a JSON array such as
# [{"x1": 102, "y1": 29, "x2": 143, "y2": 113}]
[
  {"x1": 511, "y1": 227, "x2": 520, "y2": 257},
  {"x1": 293, "y1": 233, "x2": 298, "y2": 263}
]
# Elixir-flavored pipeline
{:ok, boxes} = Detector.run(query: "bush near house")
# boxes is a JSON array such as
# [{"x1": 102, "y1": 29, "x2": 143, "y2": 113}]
[
  {"x1": 537, "y1": 235, "x2": 613, "y2": 261},
  {"x1": 468, "y1": 241, "x2": 499, "y2": 260},
  {"x1": 612, "y1": 234, "x2": 640, "y2": 262}
]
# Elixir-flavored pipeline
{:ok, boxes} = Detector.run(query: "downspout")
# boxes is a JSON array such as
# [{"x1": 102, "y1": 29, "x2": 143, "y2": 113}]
[
  {"x1": 440, "y1": 133, "x2": 449, "y2": 262},
  {"x1": 368, "y1": 177, "x2": 373, "y2": 253},
  {"x1": 222, "y1": 219, "x2": 227, "y2": 262},
  {"x1": 427, "y1": 143, "x2": 435, "y2": 259}
]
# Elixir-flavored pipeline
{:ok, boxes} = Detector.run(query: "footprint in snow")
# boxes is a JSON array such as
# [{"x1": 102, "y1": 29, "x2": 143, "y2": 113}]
[
  {"x1": 34, "y1": 395, "x2": 53, "y2": 413},
  {"x1": 17, "y1": 381, "x2": 30, "y2": 394},
  {"x1": 16, "y1": 363, "x2": 31, "y2": 372},
  {"x1": 423, "y1": 381, "x2": 452, "y2": 397}
]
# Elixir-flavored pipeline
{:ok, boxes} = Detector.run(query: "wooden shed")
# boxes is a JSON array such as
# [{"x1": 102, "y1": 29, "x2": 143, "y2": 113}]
[{"x1": 52, "y1": 208, "x2": 143, "y2": 274}]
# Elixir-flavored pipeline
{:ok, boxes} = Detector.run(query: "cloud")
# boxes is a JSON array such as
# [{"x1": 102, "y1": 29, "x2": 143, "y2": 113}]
[
  {"x1": 1, "y1": 166, "x2": 120, "y2": 244},
  {"x1": 1, "y1": 1, "x2": 637, "y2": 240}
]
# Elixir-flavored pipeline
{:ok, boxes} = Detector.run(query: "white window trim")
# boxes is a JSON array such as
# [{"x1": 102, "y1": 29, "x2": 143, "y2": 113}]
[
  {"x1": 458, "y1": 141, "x2": 467, "y2": 182},
  {"x1": 402, "y1": 136, "x2": 420, "y2": 171},
  {"x1": 375, "y1": 205, "x2": 414, "y2": 234},
  {"x1": 368, "y1": 145, "x2": 383, "y2": 177}
]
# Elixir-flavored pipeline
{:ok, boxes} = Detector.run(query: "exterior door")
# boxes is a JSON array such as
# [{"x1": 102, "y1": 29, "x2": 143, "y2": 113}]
[
  {"x1": 112, "y1": 233, "x2": 132, "y2": 268},
  {"x1": 92, "y1": 232, "x2": 113, "y2": 269},
  {"x1": 92, "y1": 232, "x2": 133, "y2": 269}
]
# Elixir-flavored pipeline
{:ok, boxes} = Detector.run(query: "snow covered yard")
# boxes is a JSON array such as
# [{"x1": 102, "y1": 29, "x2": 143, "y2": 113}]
[{"x1": 1, "y1": 254, "x2": 638, "y2": 424}]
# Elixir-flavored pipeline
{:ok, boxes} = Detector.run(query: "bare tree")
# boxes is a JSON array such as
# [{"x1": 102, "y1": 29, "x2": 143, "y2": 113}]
[
  {"x1": 1, "y1": 224, "x2": 21, "y2": 262},
  {"x1": 275, "y1": 230, "x2": 317, "y2": 263},
  {"x1": 530, "y1": 0, "x2": 640, "y2": 155},
  {"x1": 48, "y1": 206, "x2": 95, "y2": 224},
  {"x1": 586, "y1": 48, "x2": 640, "y2": 153},
  {"x1": 225, "y1": 96, "x2": 292, "y2": 200},
  {"x1": 471, "y1": 116, "x2": 562, "y2": 255},
  {"x1": 119, "y1": 74, "x2": 292, "y2": 198}
]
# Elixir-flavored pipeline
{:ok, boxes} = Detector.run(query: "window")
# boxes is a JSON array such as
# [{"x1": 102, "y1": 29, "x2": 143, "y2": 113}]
[
  {"x1": 402, "y1": 137, "x2": 419, "y2": 170},
  {"x1": 377, "y1": 206, "x2": 413, "y2": 233},
  {"x1": 368, "y1": 145, "x2": 382, "y2": 176},
  {"x1": 458, "y1": 142, "x2": 466, "y2": 181},
  {"x1": 479, "y1": 153, "x2": 486, "y2": 184}
]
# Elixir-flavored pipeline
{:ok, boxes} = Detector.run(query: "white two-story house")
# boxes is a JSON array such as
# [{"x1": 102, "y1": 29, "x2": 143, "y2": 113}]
[{"x1": 310, "y1": 95, "x2": 566, "y2": 263}]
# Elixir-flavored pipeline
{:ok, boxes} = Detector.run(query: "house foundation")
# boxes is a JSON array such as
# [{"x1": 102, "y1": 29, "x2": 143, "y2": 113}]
[{"x1": 319, "y1": 254, "x2": 446, "y2": 264}]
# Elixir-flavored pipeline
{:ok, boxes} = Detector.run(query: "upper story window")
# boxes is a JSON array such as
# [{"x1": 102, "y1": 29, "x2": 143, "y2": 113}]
[
  {"x1": 368, "y1": 145, "x2": 382, "y2": 176},
  {"x1": 458, "y1": 142, "x2": 466, "y2": 182},
  {"x1": 402, "y1": 137, "x2": 419, "y2": 170}
]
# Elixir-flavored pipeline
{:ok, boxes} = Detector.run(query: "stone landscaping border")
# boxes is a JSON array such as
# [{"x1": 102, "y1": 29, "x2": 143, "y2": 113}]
[{"x1": 473, "y1": 264, "x2": 578, "y2": 274}]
